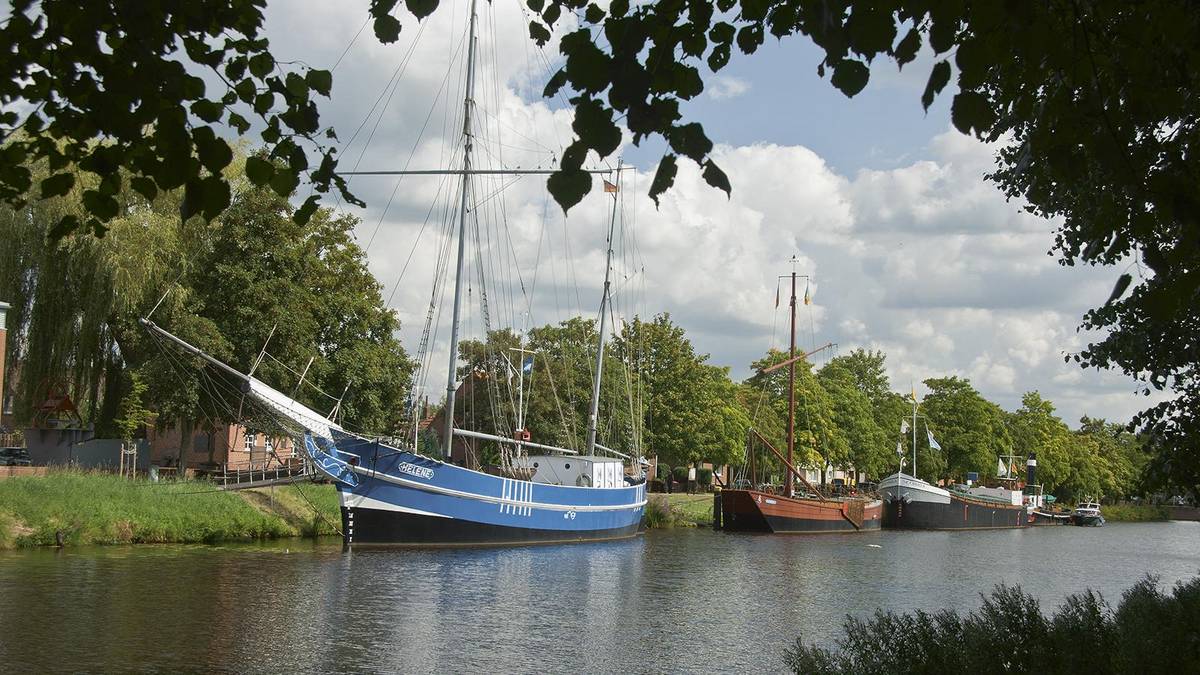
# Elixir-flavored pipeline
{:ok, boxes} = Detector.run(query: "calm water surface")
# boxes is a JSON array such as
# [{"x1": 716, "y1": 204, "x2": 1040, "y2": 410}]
[{"x1": 2, "y1": 522, "x2": 1198, "y2": 673}]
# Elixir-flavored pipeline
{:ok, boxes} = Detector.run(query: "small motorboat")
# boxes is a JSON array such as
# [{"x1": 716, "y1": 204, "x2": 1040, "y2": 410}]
[{"x1": 1071, "y1": 501, "x2": 1105, "y2": 527}]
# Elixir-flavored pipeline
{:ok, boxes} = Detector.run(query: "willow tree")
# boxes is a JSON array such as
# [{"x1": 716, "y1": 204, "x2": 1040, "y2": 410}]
[{"x1": 0, "y1": 154, "x2": 413, "y2": 436}]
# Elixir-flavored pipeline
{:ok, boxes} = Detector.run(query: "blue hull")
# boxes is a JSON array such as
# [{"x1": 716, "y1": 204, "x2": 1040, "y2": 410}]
[{"x1": 306, "y1": 431, "x2": 646, "y2": 547}]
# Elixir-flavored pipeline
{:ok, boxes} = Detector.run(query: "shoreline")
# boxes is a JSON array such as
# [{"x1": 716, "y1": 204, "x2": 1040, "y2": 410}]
[{"x1": 1, "y1": 471, "x2": 1174, "y2": 547}]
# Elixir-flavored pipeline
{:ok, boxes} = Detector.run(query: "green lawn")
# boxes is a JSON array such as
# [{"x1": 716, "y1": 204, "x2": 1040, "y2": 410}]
[{"x1": 0, "y1": 468, "x2": 340, "y2": 548}]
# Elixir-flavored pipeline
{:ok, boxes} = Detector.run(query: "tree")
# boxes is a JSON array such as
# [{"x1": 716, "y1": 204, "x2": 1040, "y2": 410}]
[
  {"x1": 525, "y1": 0, "x2": 1200, "y2": 493},
  {"x1": 0, "y1": 3, "x2": 366, "y2": 238},
  {"x1": 745, "y1": 348, "x2": 849, "y2": 480},
  {"x1": 0, "y1": 153, "x2": 413, "y2": 436},
  {"x1": 612, "y1": 313, "x2": 747, "y2": 470},
  {"x1": 1006, "y1": 391, "x2": 1073, "y2": 492},
  {"x1": 817, "y1": 361, "x2": 890, "y2": 480},
  {"x1": 921, "y1": 376, "x2": 1008, "y2": 482}
]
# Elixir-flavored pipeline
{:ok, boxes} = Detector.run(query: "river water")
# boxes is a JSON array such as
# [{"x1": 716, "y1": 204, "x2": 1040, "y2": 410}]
[{"x1": 1, "y1": 522, "x2": 1197, "y2": 673}]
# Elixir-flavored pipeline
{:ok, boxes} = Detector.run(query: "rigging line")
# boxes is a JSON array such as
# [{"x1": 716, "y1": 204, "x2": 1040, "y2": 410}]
[
  {"x1": 383, "y1": 171, "x2": 455, "y2": 307},
  {"x1": 330, "y1": 16, "x2": 371, "y2": 72},
  {"x1": 337, "y1": 19, "x2": 434, "y2": 174},
  {"x1": 365, "y1": 36, "x2": 465, "y2": 253}
]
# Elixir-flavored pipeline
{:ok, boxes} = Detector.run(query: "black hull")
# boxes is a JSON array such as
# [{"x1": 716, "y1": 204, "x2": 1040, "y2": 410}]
[
  {"x1": 343, "y1": 506, "x2": 643, "y2": 547},
  {"x1": 1072, "y1": 515, "x2": 1105, "y2": 527},
  {"x1": 884, "y1": 495, "x2": 1027, "y2": 530}
]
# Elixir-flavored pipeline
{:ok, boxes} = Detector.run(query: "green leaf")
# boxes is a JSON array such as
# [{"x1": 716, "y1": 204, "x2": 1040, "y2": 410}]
[
  {"x1": 191, "y1": 100, "x2": 223, "y2": 123},
  {"x1": 709, "y1": 22, "x2": 735, "y2": 44},
  {"x1": 406, "y1": 0, "x2": 439, "y2": 20},
  {"x1": 893, "y1": 28, "x2": 921, "y2": 68},
  {"x1": 254, "y1": 92, "x2": 274, "y2": 115},
  {"x1": 847, "y1": 5, "x2": 896, "y2": 56},
  {"x1": 1106, "y1": 273, "x2": 1133, "y2": 305},
  {"x1": 228, "y1": 112, "x2": 251, "y2": 135},
  {"x1": 922, "y1": 60, "x2": 951, "y2": 110},
  {"x1": 306, "y1": 69, "x2": 332, "y2": 97},
  {"x1": 546, "y1": 168, "x2": 591, "y2": 213},
  {"x1": 529, "y1": 21, "x2": 551, "y2": 46},
  {"x1": 40, "y1": 172, "x2": 74, "y2": 198},
  {"x1": 526, "y1": 0, "x2": 544, "y2": 12},
  {"x1": 830, "y1": 59, "x2": 870, "y2": 98},
  {"x1": 950, "y1": 91, "x2": 995, "y2": 135},
  {"x1": 572, "y1": 99, "x2": 621, "y2": 157},
  {"x1": 648, "y1": 154, "x2": 678, "y2": 206},
  {"x1": 269, "y1": 166, "x2": 300, "y2": 198},
  {"x1": 248, "y1": 53, "x2": 274, "y2": 78},
  {"x1": 193, "y1": 128, "x2": 233, "y2": 173},
  {"x1": 293, "y1": 194, "x2": 321, "y2": 225},
  {"x1": 736, "y1": 25, "x2": 763, "y2": 55},
  {"x1": 374, "y1": 14, "x2": 402, "y2": 43},
  {"x1": 48, "y1": 214, "x2": 80, "y2": 240},
  {"x1": 702, "y1": 160, "x2": 731, "y2": 197},
  {"x1": 82, "y1": 189, "x2": 119, "y2": 221},
  {"x1": 284, "y1": 72, "x2": 307, "y2": 99},
  {"x1": 585, "y1": 3, "x2": 604, "y2": 23},
  {"x1": 929, "y1": 15, "x2": 958, "y2": 54},
  {"x1": 245, "y1": 156, "x2": 276, "y2": 185},
  {"x1": 668, "y1": 123, "x2": 711, "y2": 162},
  {"x1": 130, "y1": 176, "x2": 158, "y2": 202}
]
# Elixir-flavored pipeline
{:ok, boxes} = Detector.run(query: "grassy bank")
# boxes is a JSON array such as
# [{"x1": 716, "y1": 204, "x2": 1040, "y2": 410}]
[
  {"x1": 1099, "y1": 503, "x2": 1170, "y2": 522},
  {"x1": 0, "y1": 469, "x2": 340, "y2": 548},
  {"x1": 645, "y1": 493, "x2": 715, "y2": 528}
]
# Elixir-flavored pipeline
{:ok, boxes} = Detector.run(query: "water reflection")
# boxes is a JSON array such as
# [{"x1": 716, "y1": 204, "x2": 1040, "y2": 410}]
[{"x1": 1, "y1": 523, "x2": 1197, "y2": 673}]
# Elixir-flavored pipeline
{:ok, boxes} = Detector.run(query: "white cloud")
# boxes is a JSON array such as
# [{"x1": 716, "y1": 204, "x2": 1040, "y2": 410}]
[{"x1": 707, "y1": 74, "x2": 751, "y2": 100}]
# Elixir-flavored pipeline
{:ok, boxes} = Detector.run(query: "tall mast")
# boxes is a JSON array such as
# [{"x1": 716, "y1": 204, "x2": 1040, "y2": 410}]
[
  {"x1": 786, "y1": 261, "x2": 797, "y2": 499},
  {"x1": 442, "y1": 0, "x2": 481, "y2": 458},
  {"x1": 911, "y1": 384, "x2": 918, "y2": 477},
  {"x1": 586, "y1": 166, "x2": 620, "y2": 455}
]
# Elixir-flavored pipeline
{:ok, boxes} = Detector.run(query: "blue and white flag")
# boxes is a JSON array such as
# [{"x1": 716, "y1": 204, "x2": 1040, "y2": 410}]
[
  {"x1": 521, "y1": 355, "x2": 534, "y2": 375},
  {"x1": 927, "y1": 430, "x2": 941, "y2": 451},
  {"x1": 896, "y1": 441, "x2": 903, "y2": 456}
]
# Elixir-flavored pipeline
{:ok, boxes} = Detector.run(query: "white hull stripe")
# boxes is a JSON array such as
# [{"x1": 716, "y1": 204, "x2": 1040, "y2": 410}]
[
  {"x1": 342, "y1": 493, "x2": 451, "y2": 518},
  {"x1": 350, "y1": 465, "x2": 647, "y2": 513}
]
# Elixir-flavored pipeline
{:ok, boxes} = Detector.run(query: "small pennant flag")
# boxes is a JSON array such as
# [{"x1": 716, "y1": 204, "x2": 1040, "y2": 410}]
[
  {"x1": 896, "y1": 441, "x2": 903, "y2": 456},
  {"x1": 910, "y1": 385, "x2": 918, "y2": 402},
  {"x1": 775, "y1": 283, "x2": 779, "y2": 308},
  {"x1": 603, "y1": 179, "x2": 619, "y2": 193},
  {"x1": 522, "y1": 356, "x2": 534, "y2": 375},
  {"x1": 803, "y1": 280, "x2": 811, "y2": 305},
  {"x1": 927, "y1": 430, "x2": 941, "y2": 451},
  {"x1": 997, "y1": 458, "x2": 1008, "y2": 478},
  {"x1": 900, "y1": 419, "x2": 909, "y2": 434}
]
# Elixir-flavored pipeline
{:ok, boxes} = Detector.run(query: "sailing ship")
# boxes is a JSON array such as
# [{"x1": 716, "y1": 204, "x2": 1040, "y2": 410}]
[
  {"x1": 143, "y1": 0, "x2": 646, "y2": 546},
  {"x1": 718, "y1": 267, "x2": 883, "y2": 534},
  {"x1": 879, "y1": 396, "x2": 1029, "y2": 530}
]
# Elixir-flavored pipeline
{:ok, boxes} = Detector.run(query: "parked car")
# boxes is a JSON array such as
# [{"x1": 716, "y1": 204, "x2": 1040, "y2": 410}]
[{"x1": 0, "y1": 447, "x2": 32, "y2": 466}]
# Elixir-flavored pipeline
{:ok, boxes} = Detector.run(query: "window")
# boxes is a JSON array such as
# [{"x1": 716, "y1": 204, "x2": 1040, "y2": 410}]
[
  {"x1": 244, "y1": 431, "x2": 255, "y2": 453},
  {"x1": 264, "y1": 436, "x2": 273, "y2": 455}
]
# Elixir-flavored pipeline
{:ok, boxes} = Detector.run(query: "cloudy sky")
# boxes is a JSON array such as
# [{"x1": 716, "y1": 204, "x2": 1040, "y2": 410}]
[{"x1": 260, "y1": 1, "x2": 1160, "y2": 427}]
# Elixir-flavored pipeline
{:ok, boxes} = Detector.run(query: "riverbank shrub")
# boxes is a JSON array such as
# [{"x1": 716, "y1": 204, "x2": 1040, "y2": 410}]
[
  {"x1": 783, "y1": 575, "x2": 1200, "y2": 674},
  {"x1": 1101, "y1": 503, "x2": 1170, "y2": 522},
  {"x1": 643, "y1": 494, "x2": 672, "y2": 528}
]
